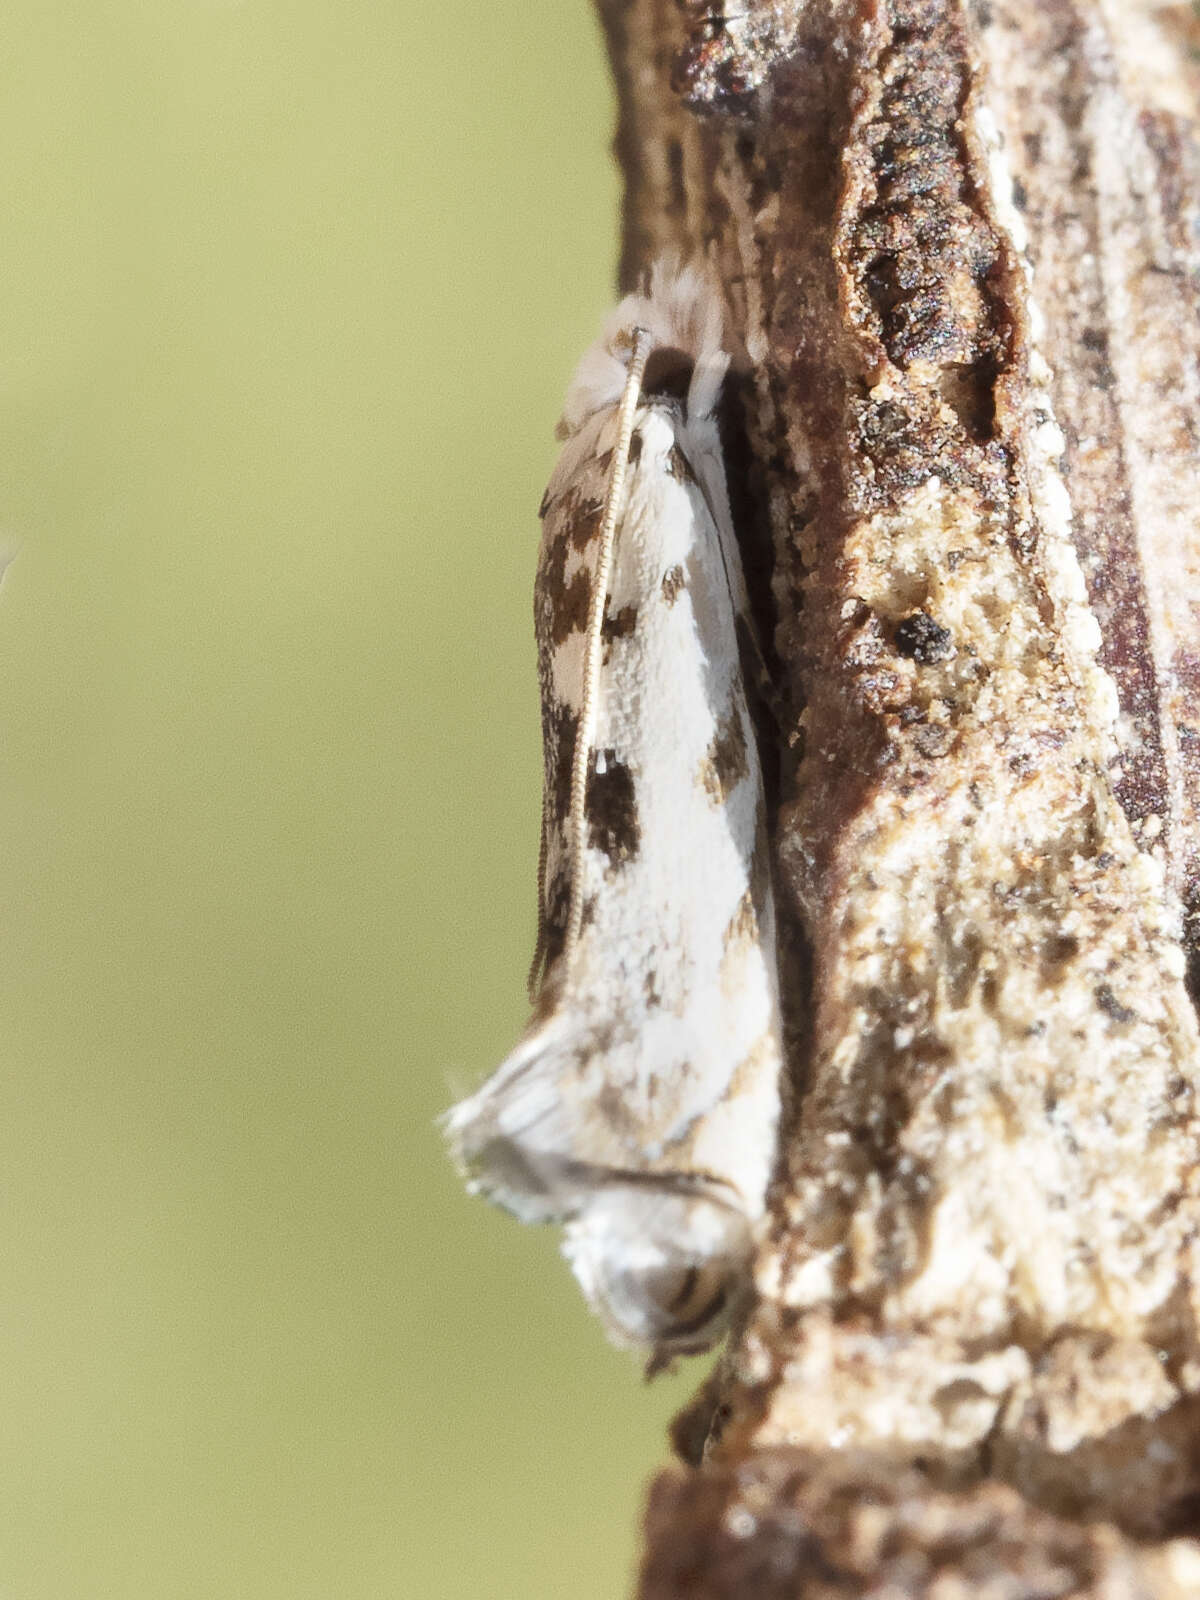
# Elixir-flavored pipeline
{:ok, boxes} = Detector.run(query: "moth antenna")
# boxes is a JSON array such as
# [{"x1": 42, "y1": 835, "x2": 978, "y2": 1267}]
[
  {"x1": 561, "y1": 325, "x2": 653, "y2": 979},
  {"x1": 527, "y1": 787, "x2": 550, "y2": 1000}
]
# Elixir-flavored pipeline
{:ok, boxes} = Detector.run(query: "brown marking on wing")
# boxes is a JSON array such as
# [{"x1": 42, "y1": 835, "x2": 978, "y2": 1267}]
[
  {"x1": 603, "y1": 602, "x2": 638, "y2": 640},
  {"x1": 699, "y1": 708, "x2": 750, "y2": 804},
  {"x1": 529, "y1": 683, "x2": 579, "y2": 999},
  {"x1": 553, "y1": 572, "x2": 591, "y2": 644},
  {"x1": 602, "y1": 603, "x2": 639, "y2": 664},
  {"x1": 586, "y1": 751, "x2": 641, "y2": 864},
  {"x1": 542, "y1": 483, "x2": 576, "y2": 524},
  {"x1": 666, "y1": 444, "x2": 698, "y2": 484},
  {"x1": 536, "y1": 865, "x2": 571, "y2": 983},
  {"x1": 662, "y1": 565, "x2": 687, "y2": 604},
  {"x1": 723, "y1": 888, "x2": 759, "y2": 951},
  {"x1": 540, "y1": 698, "x2": 578, "y2": 839},
  {"x1": 725, "y1": 1032, "x2": 780, "y2": 1103},
  {"x1": 536, "y1": 529, "x2": 592, "y2": 647},
  {"x1": 595, "y1": 1081, "x2": 639, "y2": 1139},
  {"x1": 720, "y1": 890, "x2": 761, "y2": 996},
  {"x1": 569, "y1": 497, "x2": 605, "y2": 551}
]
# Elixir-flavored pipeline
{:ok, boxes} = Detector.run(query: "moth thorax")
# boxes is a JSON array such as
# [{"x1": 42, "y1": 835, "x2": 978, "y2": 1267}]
[{"x1": 563, "y1": 1188, "x2": 752, "y2": 1353}]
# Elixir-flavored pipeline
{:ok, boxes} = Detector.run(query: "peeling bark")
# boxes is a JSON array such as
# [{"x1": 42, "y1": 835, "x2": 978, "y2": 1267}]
[{"x1": 593, "y1": 1, "x2": 1200, "y2": 1591}]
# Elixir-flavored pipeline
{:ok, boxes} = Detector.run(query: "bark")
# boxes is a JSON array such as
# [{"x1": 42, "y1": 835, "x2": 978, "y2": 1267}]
[{"x1": 593, "y1": 1, "x2": 1200, "y2": 1592}]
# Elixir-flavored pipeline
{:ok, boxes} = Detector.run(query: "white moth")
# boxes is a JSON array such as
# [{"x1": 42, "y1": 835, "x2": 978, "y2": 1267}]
[{"x1": 446, "y1": 264, "x2": 784, "y2": 1358}]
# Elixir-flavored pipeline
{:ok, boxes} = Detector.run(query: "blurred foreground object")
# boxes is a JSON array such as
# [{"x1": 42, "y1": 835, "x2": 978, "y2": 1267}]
[{"x1": 595, "y1": 0, "x2": 1200, "y2": 1592}]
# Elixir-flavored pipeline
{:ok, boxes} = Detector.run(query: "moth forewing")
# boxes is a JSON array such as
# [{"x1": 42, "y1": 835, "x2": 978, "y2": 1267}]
[{"x1": 446, "y1": 264, "x2": 784, "y2": 1358}]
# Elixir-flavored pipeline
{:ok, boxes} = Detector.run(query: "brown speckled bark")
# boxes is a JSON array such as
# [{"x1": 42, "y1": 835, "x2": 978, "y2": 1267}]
[{"x1": 594, "y1": 0, "x2": 1200, "y2": 1592}]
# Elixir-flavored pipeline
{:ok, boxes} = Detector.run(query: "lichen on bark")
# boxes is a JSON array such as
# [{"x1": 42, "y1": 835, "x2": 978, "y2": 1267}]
[{"x1": 594, "y1": 1, "x2": 1200, "y2": 1592}]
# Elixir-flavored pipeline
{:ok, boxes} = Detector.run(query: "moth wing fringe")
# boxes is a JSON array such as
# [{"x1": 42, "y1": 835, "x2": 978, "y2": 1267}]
[{"x1": 443, "y1": 1015, "x2": 756, "y2": 1354}]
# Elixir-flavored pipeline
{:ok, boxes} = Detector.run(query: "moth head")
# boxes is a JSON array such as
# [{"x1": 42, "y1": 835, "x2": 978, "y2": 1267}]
[
  {"x1": 562, "y1": 1187, "x2": 752, "y2": 1355},
  {"x1": 559, "y1": 261, "x2": 729, "y2": 437}
]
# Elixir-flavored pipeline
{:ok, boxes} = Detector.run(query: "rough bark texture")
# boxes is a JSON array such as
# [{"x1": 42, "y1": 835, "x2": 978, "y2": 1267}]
[{"x1": 594, "y1": 0, "x2": 1200, "y2": 1591}]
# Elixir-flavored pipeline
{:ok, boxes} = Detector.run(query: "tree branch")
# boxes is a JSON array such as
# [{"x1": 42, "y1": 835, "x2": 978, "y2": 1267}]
[{"x1": 595, "y1": 1, "x2": 1200, "y2": 1591}]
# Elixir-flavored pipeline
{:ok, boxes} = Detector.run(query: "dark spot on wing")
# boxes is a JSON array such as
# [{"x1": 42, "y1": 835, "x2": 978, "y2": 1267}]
[
  {"x1": 551, "y1": 572, "x2": 590, "y2": 645},
  {"x1": 538, "y1": 867, "x2": 570, "y2": 978},
  {"x1": 587, "y1": 751, "x2": 641, "y2": 865},
  {"x1": 661, "y1": 565, "x2": 686, "y2": 604},
  {"x1": 540, "y1": 698, "x2": 577, "y2": 834},
  {"x1": 601, "y1": 604, "x2": 638, "y2": 662},
  {"x1": 595, "y1": 1082, "x2": 637, "y2": 1137},
  {"x1": 568, "y1": 496, "x2": 605, "y2": 551},
  {"x1": 536, "y1": 530, "x2": 592, "y2": 647},
  {"x1": 699, "y1": 708, "x2": 749, "y2": 803},
  {"x1": 542, "y1": 483, "x2": 582, "y2": 524},
  {"x1": 584, "y1": 1017, "x2": 620, "y2": 1059},
  {"x1": 594, "y1": 1082, "x2": 622, "y2": 1125},
  {"x1": 603, "y1": 603, "x2": 638, "y2": 639},
  {"x1": 666, "y1": 444, "x2": 698, "y2": 484}
]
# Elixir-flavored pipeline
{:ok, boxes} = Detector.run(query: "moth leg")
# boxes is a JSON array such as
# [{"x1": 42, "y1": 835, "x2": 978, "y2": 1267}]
[{"x1": 734, "y1": 608, "x2": 788, "y2": 737}]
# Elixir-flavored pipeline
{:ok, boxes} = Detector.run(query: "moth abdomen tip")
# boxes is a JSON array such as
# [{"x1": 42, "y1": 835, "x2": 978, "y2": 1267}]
[{"x1": 562, "y1": 1186, "x2": 754, "y2": 1354}]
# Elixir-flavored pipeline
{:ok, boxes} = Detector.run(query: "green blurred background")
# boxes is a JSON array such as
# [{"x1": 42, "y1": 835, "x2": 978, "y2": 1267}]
[{"x1": 0, "y1": 5, "x2": 702, "y2": 1597}]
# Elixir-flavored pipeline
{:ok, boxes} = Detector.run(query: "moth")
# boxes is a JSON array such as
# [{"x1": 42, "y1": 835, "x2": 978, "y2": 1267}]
[{"x1": 446, "y1": 264, "x2": 783, "y2": 1358}]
